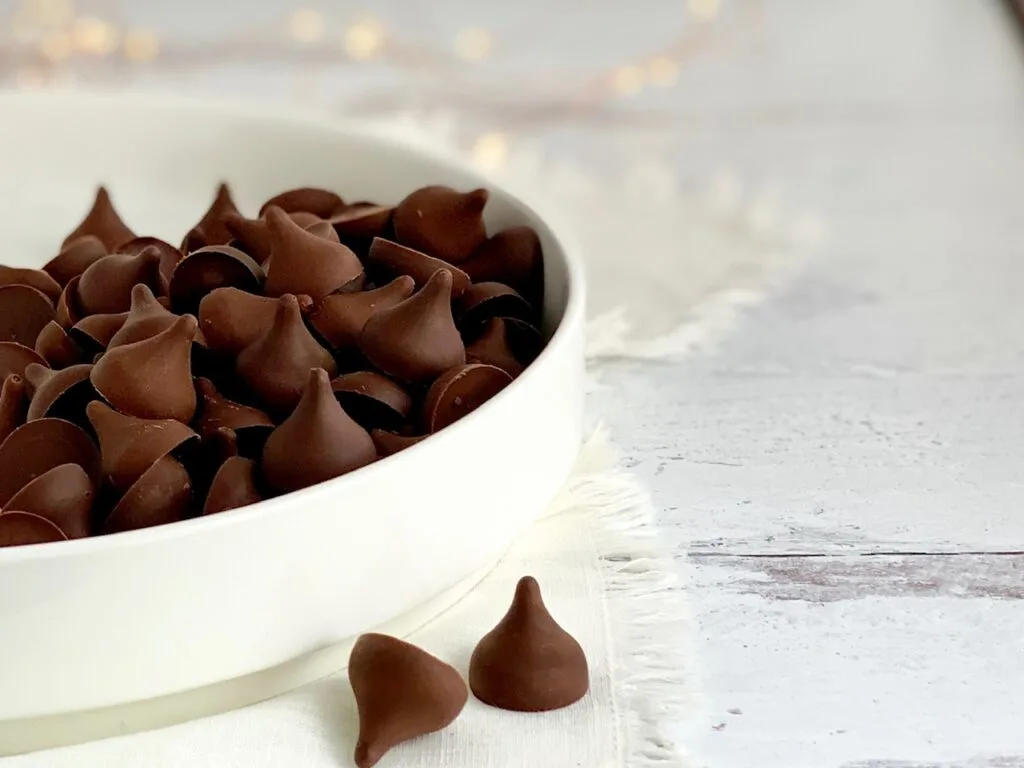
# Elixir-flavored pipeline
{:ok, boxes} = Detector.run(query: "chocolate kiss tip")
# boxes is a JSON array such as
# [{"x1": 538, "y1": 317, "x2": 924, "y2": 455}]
[{"x1": 469, "y1": 575, "x2": 589, "y2": 713}]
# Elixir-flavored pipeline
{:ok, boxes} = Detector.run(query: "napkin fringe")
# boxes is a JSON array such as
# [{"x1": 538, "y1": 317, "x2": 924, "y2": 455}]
[{"x1": 563, "y1": 430, "x2": 695, "y2": 767}]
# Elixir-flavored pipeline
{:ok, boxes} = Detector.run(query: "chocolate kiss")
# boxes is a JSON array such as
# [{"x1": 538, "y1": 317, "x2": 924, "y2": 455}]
[
  {"x1": 392, "y1": 185, "x2": 489, "y2": 264},
  {"x1": 358, "y1": 270, "x2": 465, "y2": 384},
  {"x1": 236, "y1": 296, "x2": 337, "y2": 417},
  {"x1": 422, "y1": 363, "x2": 512, "y2": 433},
  {"x1": 203, "y1": 456, "x2": 262, "y2": 514},
  {"x1": 0, "y1": 418, "x2": 101, "y2": 507},
  {"x1": 261, "y1": 368, "x2": 375, "y2": 493},
  {"x1": 103, "y1": 456, "x2": 192, "y2": 534},
  {"x1": 305, "y1": 219, "x2": 341, "y2": 243},
  {"x1": 370, "y1": 429, "x2": 426, "y2": 458},
  {"x1": 168, "y1": 245, "x2": 264, "y2": 315},
  {"x1": 118, "y1": 236, "x2": 185, "y2": 291},
  {"x1": 181, "y1": 183, "x2": 242, "y2": 253},
  {"x1": 87, "y1": 400, "x2": 198, "y2": 491},
  {"x1": 308, "y1": 276, "x2": 415, "y2": 352},
  {"x1": 469, "y1": 576, "x2": 589, "y2": 712},
  {"x1": 0, "y1": 285, "x2": 56, "y2": 348},
  {"x1": 329, "y1": 204, "x2": 394, "y2": 247},
  {"x1": 457, "y1": 282, "x2": 534, "y2": 331},
  {"x1": 194, "y1": 378, "x2": 273, "y2": 451},
  {"x1": 367, "y1": 237, "x2": 471, "y2": 297},
  {"x1": 349, "y1": 633, "x2": 468, "y2": 768},
  {"x1": 0, "y1": 511, "x2": 67, "y2": 547},
  {"x1": 463, "y1": 226, "x2": 544, "y2": 306},
  {"x1": 0, "y1": 342, "x2": 47, "y2": 383},
  {"x1": 24, "y1": 363, "x2": 94, "y2": 421},
  {"x1": 61, "y1": 186, "x2": 137, "y2": 251},
  {"x1": 4, "y1": 464, "x2": 93, "y2": 538},
  {"x1": 76, "y1": 246, "x2": 163, "y2": 316},
  {"x1": 90, "y1": 315, "x2": 198, "y2": 422},
  {"x1": 0, "y1": 266, "x2": 62, "y2": 303},
  {"x1": 69, "y1": 311, "x2": 129, "y2": 354},
  {"x1": 44, "y1": 235, "x2": 107, "y2": 287},
  {"x1": 35, "y1": 321, "x2": 85, "y2": 368},
  {"x1": 259, "y1": 187, "x2": 345, "y2": 219},
  {"x1": 224, "y1": 213, "x2": 273, "y2": 264},
  {"x1": 0, "y1": 374, "x2": 27, "y2": 445},
  {"x1": 466, "y1": 317, "x2": 532, "y2": 378},
  {"x1": 264, "y1": 207, "x2": 364, "y2": 300},
  {"x1": 107, "y1": 285, "x2": 178, "y2": 349},
  {"x1": 198, "y1": 287, "x2": 313, "y2": 357},
  {"x1": 56, "y1": 275, "x2": 85, "y2": 327},
  {"x1": 331, "y1": 371, "x2": 412, "y2": 432}
]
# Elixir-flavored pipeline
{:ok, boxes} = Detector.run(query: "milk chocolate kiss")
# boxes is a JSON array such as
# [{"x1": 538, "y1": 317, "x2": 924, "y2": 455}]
[
  {"x1": 236, "y1": 296, "x2": 336, "y2": 417},
  {"x1": 349, "y1": 633, "x2": 468, "y2": 768},
  {"x1": 331, "y1": 371, "x2": 412, "y2": 431},
  {"x1": 463, "y1": 226, "x2": 544, "y2": 305},
  {"x1": 103, "y1": 456, "x2": 192, "y2": 534},
  {"x1": 0, "y1": 284, "x2": 56, "y2": 347},
  {"x1": 370, "y1": 429, "x2": 426, "y2": 457},
  {"x1": 422, "y1": 363, "x2": 512, "y2": 432},
  {"x1": 358, "y1": 270, "x2": 465, "y2": 384},
  {"x1": 199, "y1": 288, "x2": 312, "y2": 356},
  {"x1": 76, "y1": 246, "x2": 163, "y2": 316},
  {"x1": 393, "y1": 185, "x2": 488, "y2": 264},
  {"x1": 194, "y1": 378, "x2": 273, "y2": 453},
  {"x1": 469, "y1": 576, "x2": 589, "y2": 712},
  {"x1": 181, "y1": 183, "x2": 242, "y2": 253},
  {"x1": 308, "y1": 276, "x2": 415, "y2": 352},
  {"x1": 107, "y1": 285, "x2": 178, "y2": 349},
  {"x1": 203, "y1": 456, "x2": 262, "y2": 514},
  {"x1": 24, "y1": 363, "x2": 94, "y2": 421},
  {"x1": 259, "y1": 187, "x2": 345, "y2": 219},
  {"x1": 465, "y1": 317, "x2": 536, "y2": 378},
  {"x1": 0, "y1": 266, "x2": 62, "y2": 303},
  {"x1": 118, "y1": 236, "x2": 185, "y2": 289},
  {"x1": 329, "y1": 204, "x2": 393, "y2": 249},
  {"x1": 86, "y1": 400, "x2": 197, "y2": 491},
  {"x1": 457, "y1": 282, "x2": 534, "y2": 331},
  {"x1": 69, "y1": 311, "x2": 129, "y2": 355},
  {"x1": 263, "y1": 207, "x2": 364, "y2": 300},
  {"x1": 4, "y1": 463, "x2": 93, "y2": 538},
  {"x1": 35, "y1": 321, "x2": 85, "y2": 368},
  {"x1": 0, "y1": 418, "x2": 101, "y2": 507},
  {"x1": 56, "y1": 276, "x2": 85, "y2": 327},
  {"x1": 0, "y1": 374, "x2": 28, "y2": 445},
  {"x1": 0, "y1": 342, "x2": 46, "y2": 382},
  {"x1": 43, "y1": 235, "x2": 107, "y2": 287},
  {"x1": 261, "y1": 368, "x2": 375, "y2": 493},
  {"x1": 224, "y1": 211, "x2": 320, "y2": 264},
  {"x1": 367, "y1": 237, "x2": 471, "y2": 296},
  {"x1": 61, "y1": 187, "x2": 137, "y2": 251},
  {"x1": 90, "y1": 315, "x2": 198, "y2": 422},
  {"x1": 0, "y1": 511, "x2": 68, "y2": 547},
  {"x1": 168, "y1": 245, "x2": 264, "y2": 315}
]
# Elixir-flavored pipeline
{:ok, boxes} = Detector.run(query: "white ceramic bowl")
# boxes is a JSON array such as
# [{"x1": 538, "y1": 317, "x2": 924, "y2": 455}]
[{"x1": 0, "y1": 94, "x2": 584, "y2": 742}]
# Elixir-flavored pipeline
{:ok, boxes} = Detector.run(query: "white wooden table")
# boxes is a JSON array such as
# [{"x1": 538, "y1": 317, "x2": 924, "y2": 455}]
[{"x1": 5, "y1": 0, "x2": 1023, "y2": 764}]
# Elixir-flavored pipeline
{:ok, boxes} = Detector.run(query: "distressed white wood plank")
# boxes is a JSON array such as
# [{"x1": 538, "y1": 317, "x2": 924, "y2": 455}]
[{"x1": 682, "y1": 554, "x2": 1024, "y2": 768}]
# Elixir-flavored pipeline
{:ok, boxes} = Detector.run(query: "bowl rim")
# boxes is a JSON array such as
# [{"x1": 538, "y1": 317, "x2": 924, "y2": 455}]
[{"x1": 0, "y1": 91, "x2": 586, "y2": 562}]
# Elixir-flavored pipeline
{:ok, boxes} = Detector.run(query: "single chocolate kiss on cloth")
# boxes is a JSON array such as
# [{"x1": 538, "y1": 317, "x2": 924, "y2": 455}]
[
  {"x1": 198, "y1": 287, "x2": 313, "y2": 357},
  {"x1": 203, "y1": 456, "x2": 262, "y2": 515},
  {"x1": 43, "y1": 235, "x2": 107, "y2": 288},
  {"x1": 392, "y1": 185, "x2": 489, "y2": 264},
  {"x1": 0, "y1": 265, "x2": 62, "y2": 303},
  {"x1": 366, "y1": 237, "x2": 471, "y2": 297},
  {"x1": 348, "y1": 633, "x2": 468, "y2": 768},
  {"x1": 422, "y1": 363, "x2": 512, "y2": 433},
  {"x1": 76, "y1": 246, "x2": 163, "y2": 316},
  {"x1": 236, "y1": 295, "x2": 336, "y2": 417},
  {"x1": 308, "y1": 276, "x2": 414, "y2": 353},
  {"x1": 261, "y1": 368, "x2": 375, "y2": 493},
  {"x1": 90, "y1": 315, "x2": 199, "y2": 422},
  {"x1": 61, "y1": 186, "x2": 137, "y2": 252},
  {"x1": 181, "y1": 183, "x2": 242, "y2": 253},
  {"x1": 358, "y1": 270, "x2": 465, "y2": 384},
  {"x1": 263, "y1": 207, "x2": 364, "y2": 300},
  {"x1": 0, "y1": 284, "x2": 56, "y2": 348},
  {"x1": 0, "y1": 511, "x2": 68, "y2": 547},
  {"x1": 3, "y1": 463, "x2": 94, "y2": 539},
  {"x1": 469, "y1": 576, "x2": 589, "y2": 712},
  {"x1": 102, "y1": 456, "x2": 192, "y2": 534},
  {"x1": 86, "y1": 400, "x2": 197, "y2": 492}
]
